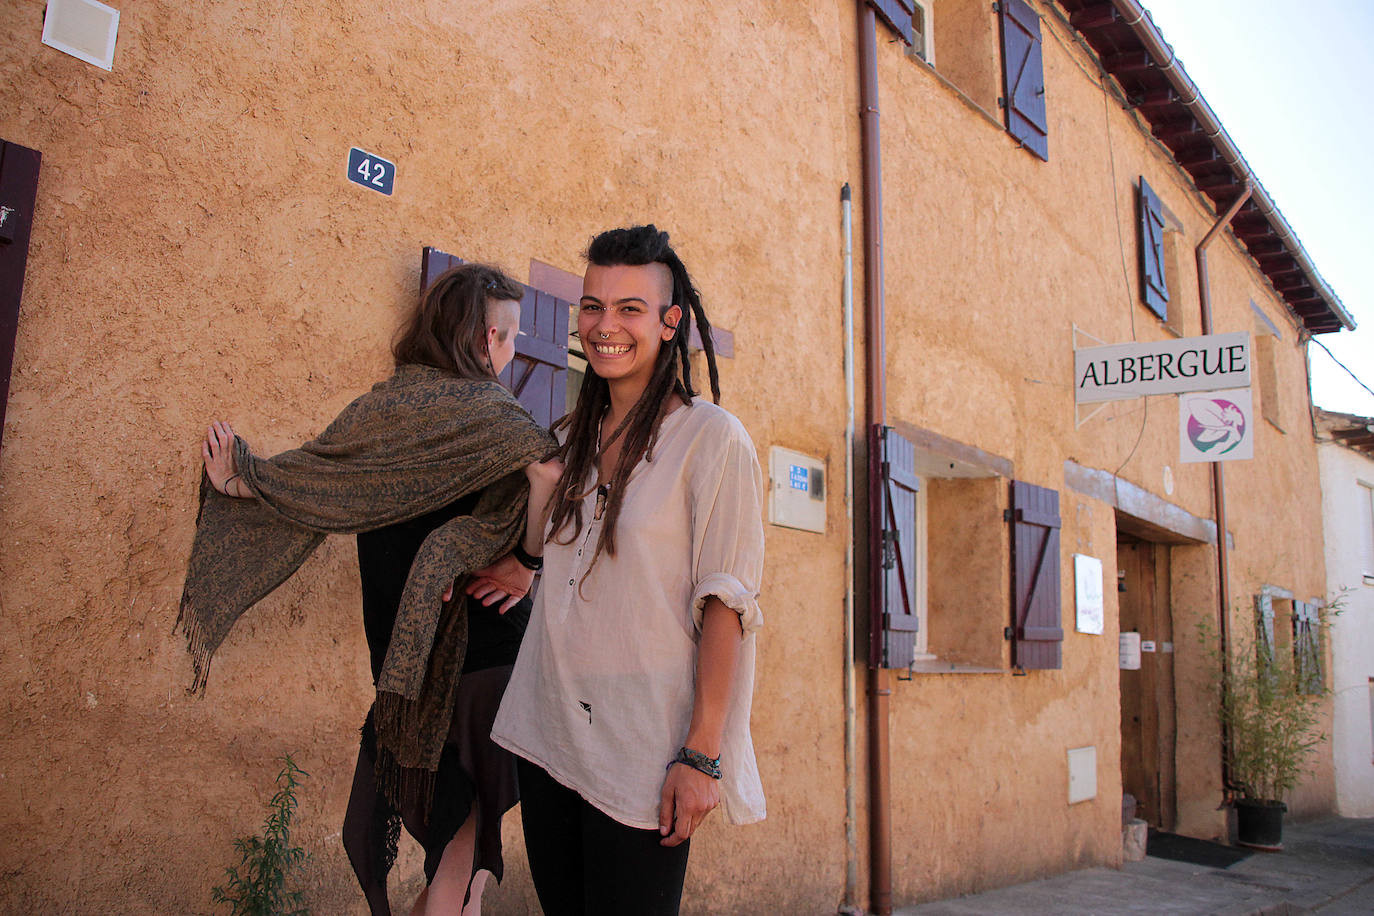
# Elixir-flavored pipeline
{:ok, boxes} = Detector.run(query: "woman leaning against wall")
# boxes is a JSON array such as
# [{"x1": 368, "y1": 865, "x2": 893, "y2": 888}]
[{"x1": 178, "y1": 263, "x2": 557, "y2": 915}]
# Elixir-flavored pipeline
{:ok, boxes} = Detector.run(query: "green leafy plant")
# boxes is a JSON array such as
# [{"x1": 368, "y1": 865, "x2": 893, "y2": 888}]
[
  {"x1": 1199, "y1": 600, "x2": 1332, "y2": 804},
  {"x1": 211, "y1": 755, "x2": 312, "y2": 916}
]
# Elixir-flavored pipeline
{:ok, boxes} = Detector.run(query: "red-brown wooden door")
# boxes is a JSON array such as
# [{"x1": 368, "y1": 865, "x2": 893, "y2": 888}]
[
  {"x1": 1117, "y1": 533, "x2": 1177, "y2": 829},
  {"x1": 1, "y1": 139, "x2": 42, "y2": 456}
]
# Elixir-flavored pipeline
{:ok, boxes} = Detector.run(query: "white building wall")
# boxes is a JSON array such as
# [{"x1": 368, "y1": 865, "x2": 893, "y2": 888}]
[{"x1": 1318, "y1": 441, "x2": 1374, "y2": 816}]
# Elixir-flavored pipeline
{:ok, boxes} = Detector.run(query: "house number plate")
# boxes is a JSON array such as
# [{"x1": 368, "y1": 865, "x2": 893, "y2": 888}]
[{"x1": 347, "y1": 147, "x2": 395, "y2": 196}]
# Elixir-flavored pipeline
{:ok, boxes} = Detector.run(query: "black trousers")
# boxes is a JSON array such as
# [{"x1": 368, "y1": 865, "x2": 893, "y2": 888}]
[{"x1": 517, "y1": 759, "x2": 691, "y2": 916}]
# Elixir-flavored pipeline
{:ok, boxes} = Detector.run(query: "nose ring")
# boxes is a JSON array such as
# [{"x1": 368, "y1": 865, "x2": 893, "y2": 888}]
[{"x1": 600, "y1": 332, "x2": 609, "y2": 339}]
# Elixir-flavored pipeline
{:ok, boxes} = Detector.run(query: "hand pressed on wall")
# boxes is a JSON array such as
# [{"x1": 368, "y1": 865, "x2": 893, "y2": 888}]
[{"x1": 202, "y1": 421, "x2": 249, "y2": 497}]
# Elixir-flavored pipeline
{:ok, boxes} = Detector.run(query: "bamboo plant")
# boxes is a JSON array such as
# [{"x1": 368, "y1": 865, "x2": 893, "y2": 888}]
[{"x1": 1199, "y1": 599, "x2": 1330, "y2": 805}]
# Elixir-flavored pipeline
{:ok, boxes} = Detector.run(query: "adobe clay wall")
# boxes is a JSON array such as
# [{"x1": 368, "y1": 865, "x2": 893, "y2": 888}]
[
  {"x1": 863, "y1": 0, "x2": 1333, "y2": 896},
  {"x1": 0, "y1": 1, "x2": 859, "y2": 912},
  {"x1": 0, "y1": 0, "x2": 1335, "y2": 912}
]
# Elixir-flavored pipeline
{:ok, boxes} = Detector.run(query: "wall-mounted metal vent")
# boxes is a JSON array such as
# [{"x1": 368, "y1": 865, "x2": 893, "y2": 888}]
[{"x1": 41, "y1": 0, "x2": 120, "y2": 71}]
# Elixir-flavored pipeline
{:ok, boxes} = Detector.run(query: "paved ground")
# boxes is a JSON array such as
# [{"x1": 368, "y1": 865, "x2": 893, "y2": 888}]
[{"x1": 896, "y1": 817, "x2": 1374, "y2": 915}]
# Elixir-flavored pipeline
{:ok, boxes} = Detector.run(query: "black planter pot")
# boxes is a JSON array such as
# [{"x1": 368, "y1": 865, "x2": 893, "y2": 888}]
[{"x1": 1235, "y1": 798, "x2": 1286, "y2": 851}]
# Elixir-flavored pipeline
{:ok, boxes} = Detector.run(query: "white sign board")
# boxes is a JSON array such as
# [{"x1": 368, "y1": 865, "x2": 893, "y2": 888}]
[
  {"x1": 1073, "y1": 554, "x2": 1104, "y2": 635},
  {"x1": 1074, "y1": 332, "x2": 1250, "y2": 403},
  {"x1": 1119, "y1": 632, "x2": 1142, "y2": 670},
  {"x1": 1179, "y1": 387, "x2": 1254, "y2": 463}
]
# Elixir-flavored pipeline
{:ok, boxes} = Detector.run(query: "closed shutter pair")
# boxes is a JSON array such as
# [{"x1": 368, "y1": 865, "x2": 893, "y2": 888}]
[{"x1": 420, "y1": 247, "x2": 571, "y2": 430}]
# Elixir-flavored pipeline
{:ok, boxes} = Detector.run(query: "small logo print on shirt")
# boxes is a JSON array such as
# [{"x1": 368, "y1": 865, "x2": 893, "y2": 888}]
[{"x1": 578, "y1": 701, "x2": 592, "y2": 724}]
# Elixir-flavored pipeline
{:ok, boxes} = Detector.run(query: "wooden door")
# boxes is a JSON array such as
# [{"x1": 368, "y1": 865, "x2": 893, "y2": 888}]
[
  {"x1": 1, "y1": 139, "x2": 42, "y2": 456},
  {"x1": 1117, "y1": 534, "x2": 1177, "y2": 829}
]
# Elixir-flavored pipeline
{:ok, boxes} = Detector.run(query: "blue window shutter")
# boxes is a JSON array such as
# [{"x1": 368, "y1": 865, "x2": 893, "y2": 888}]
[
  {"x1": 871, "y1": 425, "x2": 920, "y2": 670},
  {"x1": 502, "y1": 285, "x2": 570, "y2": 429},
  {"x1": 1138, "y1": 177, "x2": 1170, "y2": 321},
  {"x1": 999, "y1": 0, "x2": 1050, "y2": 161},
  {"x1": 867, "y1": 0, "x2": 915, "y2": 46},
  {"x1": 1010, "y1": 479, "x2": 1063, "y2": 670},
  {"x1": 420, "y1": 247, "x2": 570, "y2": 429}
]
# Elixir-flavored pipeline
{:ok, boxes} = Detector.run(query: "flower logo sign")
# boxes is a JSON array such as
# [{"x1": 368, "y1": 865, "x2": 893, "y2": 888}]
[
  {"x1": 1179, "y1": 387, "x2": 1253, "y2": 463},
  {"x1": 1188, "y1": 399, "x2": 1245, "y2": 453}
]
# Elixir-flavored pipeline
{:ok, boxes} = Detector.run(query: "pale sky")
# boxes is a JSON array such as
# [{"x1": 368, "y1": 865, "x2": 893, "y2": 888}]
[{"x1": 1140, "y1": 0, "x2": 1374, "y2": 418}]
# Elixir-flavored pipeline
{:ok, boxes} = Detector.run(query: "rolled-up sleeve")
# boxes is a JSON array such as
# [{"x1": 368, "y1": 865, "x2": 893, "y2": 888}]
[{"x1": 689, "y1": 416, "x2": 765, "y2": 634}]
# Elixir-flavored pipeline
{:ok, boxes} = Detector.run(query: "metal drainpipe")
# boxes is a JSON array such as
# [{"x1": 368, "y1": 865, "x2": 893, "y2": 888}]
[
  {"x1": 1195, "y1": 183, "x2": 1252, "y2": 794},
  {"x1": 840, "y1": 183, "x2": 862, "y2": 915},
  {"x1": 858, "y1": 4, "x2": 893, "y2": 915}
]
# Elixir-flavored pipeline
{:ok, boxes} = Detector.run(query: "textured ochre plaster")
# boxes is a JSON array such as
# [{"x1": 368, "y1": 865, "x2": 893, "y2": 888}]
[{"x1": 0, "y1": 0, "x2": 1334, "y2": 912}]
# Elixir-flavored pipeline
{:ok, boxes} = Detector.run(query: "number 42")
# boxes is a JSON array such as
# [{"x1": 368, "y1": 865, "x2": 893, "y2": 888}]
[{"x1": 356, "y1": 158, "x2": 386, "y2": 187}]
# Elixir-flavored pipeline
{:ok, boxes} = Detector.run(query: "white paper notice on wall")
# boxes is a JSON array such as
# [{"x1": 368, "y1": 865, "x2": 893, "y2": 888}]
[
  {"x1": 1119, "y1": 632, "x2": 1142, "y2": 670},
  {"x1": 1074, "y1": 554, "x2": 1104, "y2": 635},
  {"x1": 1180, "y1": 387, "x2": 1254, "y2": 463}
]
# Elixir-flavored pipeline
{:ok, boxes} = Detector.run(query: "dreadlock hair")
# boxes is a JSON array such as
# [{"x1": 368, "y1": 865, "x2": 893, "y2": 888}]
[
  {"x1": 393, "y1": 263, "x2": 525, "y2": 380},
  {"x1": 547, "y1": 225, "x2": 721, "y2": 580}
]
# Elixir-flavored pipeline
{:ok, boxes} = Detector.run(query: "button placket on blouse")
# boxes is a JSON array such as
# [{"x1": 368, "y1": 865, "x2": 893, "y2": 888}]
[
  {"x1": 571, "y1": 480, "x2": 607, "y2": 580},
  {"x1": 554, "y1": 496, "x2": 601, "y2": 612}
]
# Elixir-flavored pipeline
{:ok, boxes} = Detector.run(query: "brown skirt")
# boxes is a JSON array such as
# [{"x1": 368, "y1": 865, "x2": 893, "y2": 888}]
[{"x1": 344, "y1": 663, "x2": 519, "y2": 916}]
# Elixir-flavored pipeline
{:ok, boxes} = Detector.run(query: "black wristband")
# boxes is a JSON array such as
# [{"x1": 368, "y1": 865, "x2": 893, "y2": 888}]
[{"x1": 512, "y1": 540, "x2": 543, "y2": 571}]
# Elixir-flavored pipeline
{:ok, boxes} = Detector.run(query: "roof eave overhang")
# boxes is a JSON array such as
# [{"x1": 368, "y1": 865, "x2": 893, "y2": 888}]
[
  {"x1": 1314, "y1": 409, "x2": 1374, "y2": 456},
  {"x1": 1056, "y1": 0, "x2": 1356, "y2": 335}
]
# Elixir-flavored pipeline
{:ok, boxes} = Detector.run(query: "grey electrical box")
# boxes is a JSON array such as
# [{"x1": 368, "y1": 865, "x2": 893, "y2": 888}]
[{"x1": 768, "y1": 446, "x2": 826, "y2": 533}]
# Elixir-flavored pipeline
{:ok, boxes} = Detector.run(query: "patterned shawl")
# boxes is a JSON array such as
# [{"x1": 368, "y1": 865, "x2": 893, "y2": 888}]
[{"x1": 177, "y1": 364, "x2": 555, "y2": 786}]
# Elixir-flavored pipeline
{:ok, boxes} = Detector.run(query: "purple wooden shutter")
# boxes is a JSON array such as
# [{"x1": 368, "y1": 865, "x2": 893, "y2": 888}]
[
  {"x1": 420, "y1": 246, "x2": 464, "y2": 289},
  {"x1": 1009, "y1": 479, "x2": 1062, "y2": 670},
  {"x1": 499, "y1": 285, "x2": 569, "y2": 429},
  {"x1": 867, "y1": 0, "x2": 915, "y2": 46},
  {"x1": 870, "y1": 425, "x2": 919, "y2": 669},
  {"x1": 420, "y1": 246, "x2": 569, "y2": 429},
  {"x1": 999, "y1": 0, "x2": 1050, "y2": 161},
  {"x1": 1138, "y1": 177, "x2": 1169, "y2": 321},
  {"x1": 0, "y1": 139, "x2": 42, "y2": 456}
]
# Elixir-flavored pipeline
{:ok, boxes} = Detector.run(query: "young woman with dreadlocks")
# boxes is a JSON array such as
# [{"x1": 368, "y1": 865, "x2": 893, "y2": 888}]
[{"x1": 476, "y1": 225, "x2": 766, "y2": 915}]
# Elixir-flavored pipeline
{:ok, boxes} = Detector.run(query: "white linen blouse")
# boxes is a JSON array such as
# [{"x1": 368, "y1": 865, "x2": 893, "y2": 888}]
[{"x1": 490, "y1": 398, "x2": 766, "y2": 829}]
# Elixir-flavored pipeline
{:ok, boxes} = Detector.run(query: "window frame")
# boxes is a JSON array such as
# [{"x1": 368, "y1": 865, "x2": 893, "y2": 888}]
[
  {"x1": 1291, "y1": 599, "x2": 1324, "y2": 695},
  {"x1": 908, "y1": 0, "x2": 934, "y2": 64},
  {"x1": 1361, "y1": 480, "x2": 1374, "y2": 582},
  {"x1": 872, "y1": 425, "x2": 1015, "y2": 673}
]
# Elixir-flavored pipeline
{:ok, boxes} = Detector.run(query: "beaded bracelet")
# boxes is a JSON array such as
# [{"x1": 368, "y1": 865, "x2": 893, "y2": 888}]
[{"x1": 667, "y1": 746, "x2": 722, "y2": 780}]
